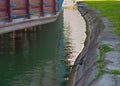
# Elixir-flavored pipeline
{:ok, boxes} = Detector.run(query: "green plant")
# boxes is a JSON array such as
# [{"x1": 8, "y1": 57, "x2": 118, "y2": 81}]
[
  {"x1": 95, "y1": 44, "x2": 113, "y2": 80},
  {"x1": 96, "y1": 44, "x2": 113, "y2": 68},
  {"x1": 83, "y1": 1, "x2": 120, "y2": 35},
  {"x1": 99, "y1": 44, "x2": 113, "y2": 57},
  {"x1": 94, "y1": 71, "x2": 104, "y2": 80},
  {"x1": 105, "y1": 70, "x2": 120, "y2": 75}
]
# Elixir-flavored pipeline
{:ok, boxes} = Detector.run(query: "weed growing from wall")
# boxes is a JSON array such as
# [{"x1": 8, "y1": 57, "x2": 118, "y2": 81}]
[{"x1": 94, "y1": 44, "x2": 113, "y2": 80}]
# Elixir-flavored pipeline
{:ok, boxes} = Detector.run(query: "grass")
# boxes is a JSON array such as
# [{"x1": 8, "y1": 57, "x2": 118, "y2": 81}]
[
  {"x1": 105, "y1": 69, "x2": 120, "y2": 75},
  {"x1": 83, "y1": 0, "x2": 120, "y2": 35},
  {"x1": 95, "y1": 44, "x2": 120, "y2": 79},
  {"x1": 94, "y1": 44, "x2": 113, "y2": 80},
  {"x1": 96, "y1": 45, "x2": 113, "y2": 71},
  {"x1": 99, "y1": 44, "x2": 113, "y2": 57},
  {"x1": 80, "y1": 1, "x2": 120, "y2": 80}
]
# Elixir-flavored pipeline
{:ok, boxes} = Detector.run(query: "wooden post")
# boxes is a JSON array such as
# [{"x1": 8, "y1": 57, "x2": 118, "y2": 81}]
[
  {"x1": 7, "y1": 0, "x2": 12, "y2": 22},
  {"x1": 53, "y1": 0, "x2": 56, "y2": 14},
  {"x1": 12, "y1": 31, "x2": 15, "y2": 40},
  {"x1": 41, "y1": 0, "x2": 44, "y2": 16},
  {"x1": 26, "y1": 0, "x2": 30, "y2": 18}
]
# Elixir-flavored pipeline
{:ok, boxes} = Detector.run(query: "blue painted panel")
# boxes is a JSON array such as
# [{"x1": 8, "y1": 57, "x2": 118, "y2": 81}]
[
  {"x1": 29, "y1": 12, "x2": 34, "y2": 15},
  {"x1": 30, "y1": 3, "x2": 34, "y2": 7},
  {"x1": 44, "y1": 10, "x2": 48, "y2": 14},
  {"x1": 56, "y1": 0, "x2": 63, "y2": 12},
  {"x1": 43, "y1": 2, "x2": 48, "y2": 5},
  {"x1": 10, "y1": 4, "x2": 16, "y2": 7},
  {"x1": 11, "y1": 14, "x2": 16, "y2": 18}
]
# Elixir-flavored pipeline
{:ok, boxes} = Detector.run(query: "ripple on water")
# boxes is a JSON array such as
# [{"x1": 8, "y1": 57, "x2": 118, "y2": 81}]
[{"x1": 63, "y1": 5, "x2": 86, "y2": 66}]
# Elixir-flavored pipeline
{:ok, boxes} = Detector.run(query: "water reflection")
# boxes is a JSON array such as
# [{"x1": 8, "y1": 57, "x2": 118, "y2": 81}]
[{"x1": 0, "y1": 13, "x2": 66, "y2": 86}]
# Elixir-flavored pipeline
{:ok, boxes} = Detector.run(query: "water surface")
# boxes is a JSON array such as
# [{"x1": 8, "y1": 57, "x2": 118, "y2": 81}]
[{"x1": 0, "y1": 14, "x2": 66, "y2": 86}]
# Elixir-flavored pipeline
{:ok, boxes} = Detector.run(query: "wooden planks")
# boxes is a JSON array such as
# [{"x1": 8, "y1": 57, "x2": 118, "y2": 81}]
[
  {"x1": 30, "y1": 0, "x2": 41, "y2": 16},
  {"x1": 0, "y1": 0, "x2": 7, "y2": 18},
  {"x1": 11, "y1": 0, "x2": 26, "y2": 17},
  {"x1": 0, "y1": 0, "x2": 60, "y2": 22}
]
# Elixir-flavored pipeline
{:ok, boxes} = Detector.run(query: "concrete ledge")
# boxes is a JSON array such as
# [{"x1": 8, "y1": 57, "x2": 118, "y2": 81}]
[
  {"x1": 67, "y1": 2, "x2": 120, "y2": 86},
  {"x1": 67, "y1": 3, "x2": 105, "y2": 86},
  {"x1": 0, "y1": 13, "x2": 59, "y2": 34}
]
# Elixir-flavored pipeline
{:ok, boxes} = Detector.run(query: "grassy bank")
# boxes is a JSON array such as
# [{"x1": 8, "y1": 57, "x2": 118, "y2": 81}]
[{"x1": 83, "y1": 0, "x2": 120, "y2": 35}]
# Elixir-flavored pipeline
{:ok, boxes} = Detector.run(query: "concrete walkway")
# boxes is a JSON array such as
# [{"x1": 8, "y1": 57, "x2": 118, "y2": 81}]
[{"x1": 63, "y1": 0, "x2": 86, "y2": 65}]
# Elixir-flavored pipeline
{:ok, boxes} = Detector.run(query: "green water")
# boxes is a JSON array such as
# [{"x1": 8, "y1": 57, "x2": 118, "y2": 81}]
[{"x1": 0, "y1": 14, "x2": 66, "y2": 86}]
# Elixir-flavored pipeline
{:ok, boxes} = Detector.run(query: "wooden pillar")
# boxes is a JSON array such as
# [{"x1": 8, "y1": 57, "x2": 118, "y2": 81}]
[
  {"x1": 7, "y1": 0, "x2": 12, "y2": 22},
  {"x1": 26, "y1": 0, "x2": 30, "y2": 18},
  {"x1": 12, "y1": 31, "x2": 15, "y2": 39},
  {"x1": 53, "y1": 0, "x2": 56, "y2": 14},
  {"x1": 41, "y1": 0, "x2": 44, "y2": 16},
  {"x1": 14, "y1": 30, "x2": 23, "y2": 39},
  {"x1": 33, "y1": 26, "x2": 37, "y2": 32}
]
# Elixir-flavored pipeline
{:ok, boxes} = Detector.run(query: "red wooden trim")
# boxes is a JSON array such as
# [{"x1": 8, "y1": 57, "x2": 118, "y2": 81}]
[
  {"x1": 45, "y1": 5, "x2": 53, "y2": 7},
  {"x1": 26, "y1": 0, "x2": 30, "y2": 18},
  {"x1": 41, "y1": 0, "x2": 44, "y2": 16},
  {"x1": 0, "y1": 9, "x2": 7, "y2": 11},
  {"x1": 31, "y1": 6, "x2": 40, "y2": 8},
  {"x1": 53, "y1": 0, "x2": 56, "y2": 14},
  {"x1": 7, "y1": 0, "x2": 12, "y2": 22},
  {"x1": 13, "y1": 8, "x2": 26, "y2": 10}
]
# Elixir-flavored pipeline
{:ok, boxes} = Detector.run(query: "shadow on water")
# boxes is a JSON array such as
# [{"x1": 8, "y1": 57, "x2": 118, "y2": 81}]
[{"x1": 0, "y1": 12, "x2": 67, "y2": 86}]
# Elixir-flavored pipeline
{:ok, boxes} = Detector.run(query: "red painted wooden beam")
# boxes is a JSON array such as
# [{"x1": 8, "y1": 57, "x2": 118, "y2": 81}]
[
  {"x1": 41, "y1": 0, "x2": 44, "y2": 16},
  {"x1": 53, "y1": 0, "x2": 56, "y2": 14},
  {"x1": 7, "y1": 0, "x2": 12, "y2": 22},
  {"x1": 26, "y1": 0, "x2": 30, "y2": 18}
]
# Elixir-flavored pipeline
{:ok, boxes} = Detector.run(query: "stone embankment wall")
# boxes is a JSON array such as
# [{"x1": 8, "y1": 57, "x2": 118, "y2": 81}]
[{"x1": 67, "y1": 3, "x2": 120, "y2": 86}]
